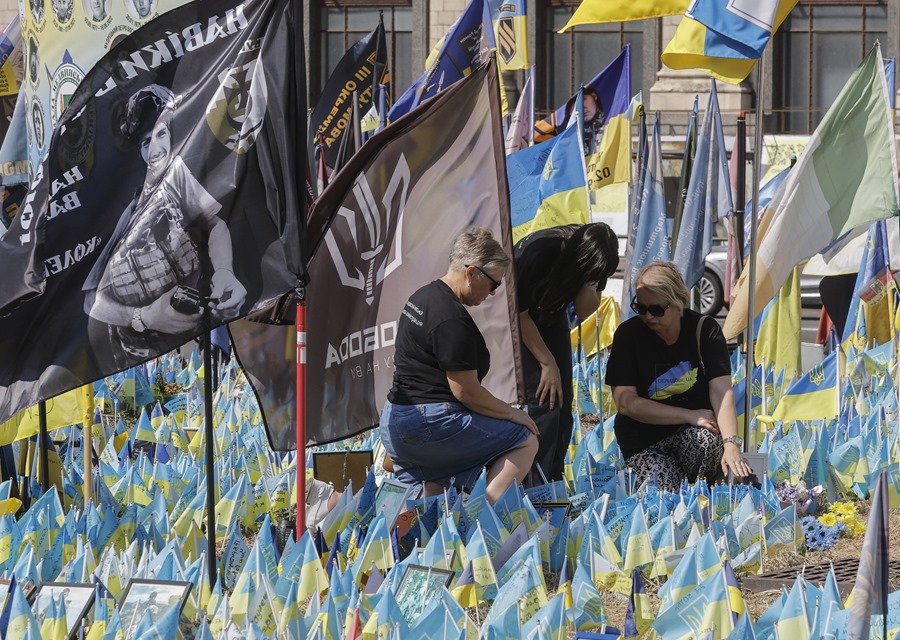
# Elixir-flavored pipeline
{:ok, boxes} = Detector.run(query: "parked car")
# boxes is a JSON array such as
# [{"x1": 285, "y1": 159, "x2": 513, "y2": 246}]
[{"x1": 702, "y1": 244, "x2": 822, "y2": 316}]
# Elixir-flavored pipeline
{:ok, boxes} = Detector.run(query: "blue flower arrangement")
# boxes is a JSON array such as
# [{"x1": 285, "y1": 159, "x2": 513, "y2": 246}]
[{"x1": 800, "y1": 514, "x2": 843, "y2": 551}]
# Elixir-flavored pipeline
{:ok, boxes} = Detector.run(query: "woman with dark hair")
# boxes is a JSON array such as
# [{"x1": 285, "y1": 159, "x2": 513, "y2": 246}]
[{"x1": 514, "y1": 223, "x2": 619, "y2": 482}]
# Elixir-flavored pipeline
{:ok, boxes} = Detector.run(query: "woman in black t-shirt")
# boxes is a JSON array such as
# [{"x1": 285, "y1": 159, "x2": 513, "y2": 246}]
[
  {"x1": 380, "y1": 229, "x2": 539, "y2": 504},
  {"x1": 515, "y1": 223, "x2": 618, "y2": 484},
  {"x1": 605, "y1": 261, "x2": 751, "y2": 487}
]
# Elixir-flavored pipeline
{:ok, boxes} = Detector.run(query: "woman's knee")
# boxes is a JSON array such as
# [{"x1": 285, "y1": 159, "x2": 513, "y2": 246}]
[{"x1": 518, "y1": 433, "x2": 539, "y2": 457}]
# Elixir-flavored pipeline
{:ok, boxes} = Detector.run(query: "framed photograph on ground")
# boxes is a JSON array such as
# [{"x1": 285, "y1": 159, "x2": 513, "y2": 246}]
[
  {"x1": 117, "y1": 580, "x2": 192, "y2": 638},
  {"x1": 532, "y1": 501, "x2": 571, "y2": 536},
  {"x1": 312, "y1": 450, "x2": 373, "y2": 492},
  {"x1": 375, "y1": 478, "x2": 416, "y2": 526},
  {"x1": 33, "y1": 582, "x2": 95, "y2": 640},
  {"x1": 394, "y1": 564, "x2": 454, "y2": 626}
]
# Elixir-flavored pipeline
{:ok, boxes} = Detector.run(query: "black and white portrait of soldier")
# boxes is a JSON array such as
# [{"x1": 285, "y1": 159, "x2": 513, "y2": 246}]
[
  {"x1": 565, "y1": 87, "x2": 606, "y2": 156},
  {"x1": 51, "y1": 0, "x2": 73, "y2": 23},
  {"x1": 27, "y1": 37, "x2": 38, "y2": 85},
  {"x1": 126, "y1": 0, "x2": 155, "y2": 20},
  {"x1": 84, "y1": 84, "x2": 247, "y2": 369},
  {"x1": 83, "y1": 0, "x2": 109, "y2": 22},
  {"x1": 30, "y1": 0, "x2": 44, "y2": 25}
]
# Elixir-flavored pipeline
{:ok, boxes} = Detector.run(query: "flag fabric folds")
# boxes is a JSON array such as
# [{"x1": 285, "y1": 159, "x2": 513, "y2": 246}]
[
  {"x1": 724, "y1": 44, "x2": 899, "y2": 339},
  {"x1": 533, "y1": 46, "x2": 632, "y2": 192},
  {"x1": 488, "y1": 0, "x2": 528, "y2": 70},
  {"x1": 673, "y1": 80, "x2": 733, "y2": 290},
  {"x1": 388, "y1": 0, "x2": 491, "y2": 122},
  {"x1": 687, "y1": 0, "x2": 796, "y2": 58},
  {"x1": 0, "y1": 0, "x2": 305, "y2": 425},
  {"x1": 846, "y1": 471, "x2": 889, "y2": 640},
  {"x1": 621, "y1": 117, "x2": 670, "y2": 319},
  {"x1": 305, "y1": 57, "x2": 523, "y2": 445},
  {"x1": 755, "y1": 266, "x2": 802, "y2": 384},
  {"x1": 309, "y1": 17, "x2": 388, "y2": 169},
  {"x1": 661, "y1": 0, "x2": 798, "y2": 84},
  {"x1": 769, "y1": 350, "x2": 838, "y2": 422},
  {"x1": 842, "y1": 219, "x2": 895, "y2": 351},
  {"x1": 559, "y1": 0, "x2": 689, "y2": 31},
  {"x1": 507, "y1": 121, "x2": 590, "y2": 244},
  {"x1": 505, "y1": 68, "x2": 534, "y2": 155}
]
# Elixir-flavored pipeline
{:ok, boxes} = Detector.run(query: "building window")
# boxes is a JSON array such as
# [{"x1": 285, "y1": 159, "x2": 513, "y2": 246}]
[
  {"x1": 542, "y1": 4, "x2": 643, "y2": 116},
  {"x1": 320, "y1": 2, "x2": 413, "y2": 103},
  {"x1": 774, "y1": 1, "x2": 887, "y2": 134}
]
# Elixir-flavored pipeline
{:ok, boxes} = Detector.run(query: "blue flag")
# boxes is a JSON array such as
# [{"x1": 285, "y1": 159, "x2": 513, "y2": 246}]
[
  {"x1": 673, "y1": 80, "x2": 733, "y2": 289},
  {"x1": 622, "y1": 116, "x2": 670, "y2": 319}
]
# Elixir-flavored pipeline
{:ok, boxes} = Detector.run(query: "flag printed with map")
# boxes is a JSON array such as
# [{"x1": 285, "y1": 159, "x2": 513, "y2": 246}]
[{"x1": 648, "y1": 361, "x2": 699, "y2": 400}]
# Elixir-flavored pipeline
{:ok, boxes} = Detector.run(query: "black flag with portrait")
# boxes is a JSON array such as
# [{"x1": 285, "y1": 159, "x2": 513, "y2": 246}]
[{"x1": 0, "y1": 0, "x2": 304, "y2": 424}]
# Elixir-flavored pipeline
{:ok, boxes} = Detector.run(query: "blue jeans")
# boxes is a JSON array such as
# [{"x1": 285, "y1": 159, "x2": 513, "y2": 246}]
[{"x1": 379, "y1": 399, "x2": 532, "y2": 492}]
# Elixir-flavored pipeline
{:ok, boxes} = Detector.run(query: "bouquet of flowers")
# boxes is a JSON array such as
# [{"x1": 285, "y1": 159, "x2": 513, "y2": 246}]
[
  {"x1": 819, "y1": 501, "x2": 865, "y2": 537},
  {"x1": 775, "y1": 479, "x2": 822, "y2": 514},
  {"x1": 800, "y1": 514, "x2": 843, "y2": 551}
]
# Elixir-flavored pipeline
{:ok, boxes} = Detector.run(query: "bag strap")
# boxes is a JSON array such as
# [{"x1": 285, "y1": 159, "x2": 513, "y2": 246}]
[{"x1": 695, "y1": 314, "x2": 707, "y2": 378}]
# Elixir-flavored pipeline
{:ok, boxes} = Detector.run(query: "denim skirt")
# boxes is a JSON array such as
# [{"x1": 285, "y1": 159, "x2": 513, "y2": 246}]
[{"x1": 379, "y1": 399, "x2": 532, "y2": 492}]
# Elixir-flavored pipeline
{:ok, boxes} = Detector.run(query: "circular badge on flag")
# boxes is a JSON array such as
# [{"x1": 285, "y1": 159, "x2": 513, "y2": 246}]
[
  {"x1": 50, "y1": 58, "x2": 84, "y2": 127},
  {"x1": 29, "y1": 98, "x2": 45, "y2": 153},
  {"x1": 205, "y1": 53, "x2": 267, "y2": 155}
]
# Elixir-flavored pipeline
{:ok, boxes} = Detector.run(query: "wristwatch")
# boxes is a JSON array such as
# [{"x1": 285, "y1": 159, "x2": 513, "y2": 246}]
[
  {"x1": 722, "y1": 435, "x2": 743, "y2": 447},
  {"x1": 131, "y1": 307, "x2": 147, "y2": 333}
]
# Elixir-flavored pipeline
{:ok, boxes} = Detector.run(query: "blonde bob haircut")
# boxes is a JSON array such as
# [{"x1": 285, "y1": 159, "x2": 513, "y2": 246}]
[
  {"x1": 449, "y1": 227, "x2": 511, "y2": 273},
  {"x1": 634, "y1": 261, "x2": 690, "y2": 313}
]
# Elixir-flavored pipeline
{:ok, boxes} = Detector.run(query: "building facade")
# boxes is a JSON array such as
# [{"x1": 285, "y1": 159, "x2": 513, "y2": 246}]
[{"x1": 303, "y1": 0, "x2": 899, "y2": 140}]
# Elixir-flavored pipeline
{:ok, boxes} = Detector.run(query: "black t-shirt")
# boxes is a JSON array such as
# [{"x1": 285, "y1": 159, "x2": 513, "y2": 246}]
[
  {"x1": 514, "y1": 227, "x2": 570, "y2": 325},
  {"x1": 604, "y1": 310, "x2": 731, "y2": 460},
  {"x1": 388, "y1": 279, "x2": 490, "y2": 405}
]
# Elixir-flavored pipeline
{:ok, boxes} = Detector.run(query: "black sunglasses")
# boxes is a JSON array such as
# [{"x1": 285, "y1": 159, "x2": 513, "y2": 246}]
[
  {"x1": 630, "y1": 297, "x2": 670, "y2": 317},
  {"x1": 467, "y1": 264, "x2": 502, "y2": 292}
]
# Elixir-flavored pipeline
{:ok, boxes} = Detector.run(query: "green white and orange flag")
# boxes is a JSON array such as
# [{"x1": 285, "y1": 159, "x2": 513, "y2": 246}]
[{"x1": 724, "y1": 43, "x2": 899, "y2": 339}]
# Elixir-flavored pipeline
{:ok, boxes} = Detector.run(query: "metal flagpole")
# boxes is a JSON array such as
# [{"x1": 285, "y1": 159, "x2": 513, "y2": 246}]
[
  {"x1": 80, "y1": 385, "x2": 94, "y2": 506},
  {"x1": 203, "y1": 329, "x2": 217, "y2": 586},
  {"x1": 295, "y1": 286, "x2": 307, "y2": 540},
  {"x1": 38, "y1": 400, "x2": 49, "y2": 492},
  {"x1": 744, "y1": 52, "x2": 766, "y2": 448}
]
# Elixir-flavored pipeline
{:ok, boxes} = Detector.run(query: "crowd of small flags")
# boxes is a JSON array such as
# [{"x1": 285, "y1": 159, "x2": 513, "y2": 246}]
[{"x1": 0, "y1": 341, "x2": 887, "y2": 638}]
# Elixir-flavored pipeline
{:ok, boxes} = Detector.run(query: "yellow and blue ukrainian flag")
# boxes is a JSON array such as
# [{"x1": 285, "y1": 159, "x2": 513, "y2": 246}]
[
  {"x1": 559, "y1": 0, "x2": 688, "y2": 31},
  {"x1": 770, "y1": 349, "x2": 839, "y2": 422},
  {"x1": 487, "y1": 0, "x2": 528, "y2": 70},
  {"x1": 662, "y1": 0, "x2": 798, "y2": 84},
  {"x1": 534, "y1": 46, "x2": 632, "y2": 191},
  {"x1": 507, "y1": 119, "x2": 589, "y2": 243}
]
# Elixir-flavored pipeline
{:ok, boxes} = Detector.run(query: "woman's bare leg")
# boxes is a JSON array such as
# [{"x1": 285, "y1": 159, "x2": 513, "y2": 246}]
[{"x1": 485, "y1": 435, "x2": 538, "y2": 504}]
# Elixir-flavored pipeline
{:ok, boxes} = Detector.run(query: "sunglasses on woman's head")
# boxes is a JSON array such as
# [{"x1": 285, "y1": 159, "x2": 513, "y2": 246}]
[
  {"x1": 467, "y1": 264, "x2": 501, "y2": 291},
  {"x1": 630, "y1": 297, "x2": 670, "y2": 317}
]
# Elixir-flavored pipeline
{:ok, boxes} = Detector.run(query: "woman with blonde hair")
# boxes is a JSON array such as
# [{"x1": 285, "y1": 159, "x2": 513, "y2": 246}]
[
  {"x1": 380, "y1": 228, "x2": 538, "y2": 504},
  {"x1": 605, "y1": 261, "x2": 750, "y2": 486}
]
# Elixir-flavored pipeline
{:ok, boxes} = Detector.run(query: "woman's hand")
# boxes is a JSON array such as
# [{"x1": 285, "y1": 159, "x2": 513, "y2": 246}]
[
  {"x1": 537, "y1": 362, "x2": 563, "y2": 409},
  {"x1": 691, "y1": 409, "x2": 720, "y2": 433},
  {"x1": 721, "y1": 442, "x2": 752, "y2": 479},
  {"x1": 510, "y1": 407, "x2": 539, "y2": 436}
]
